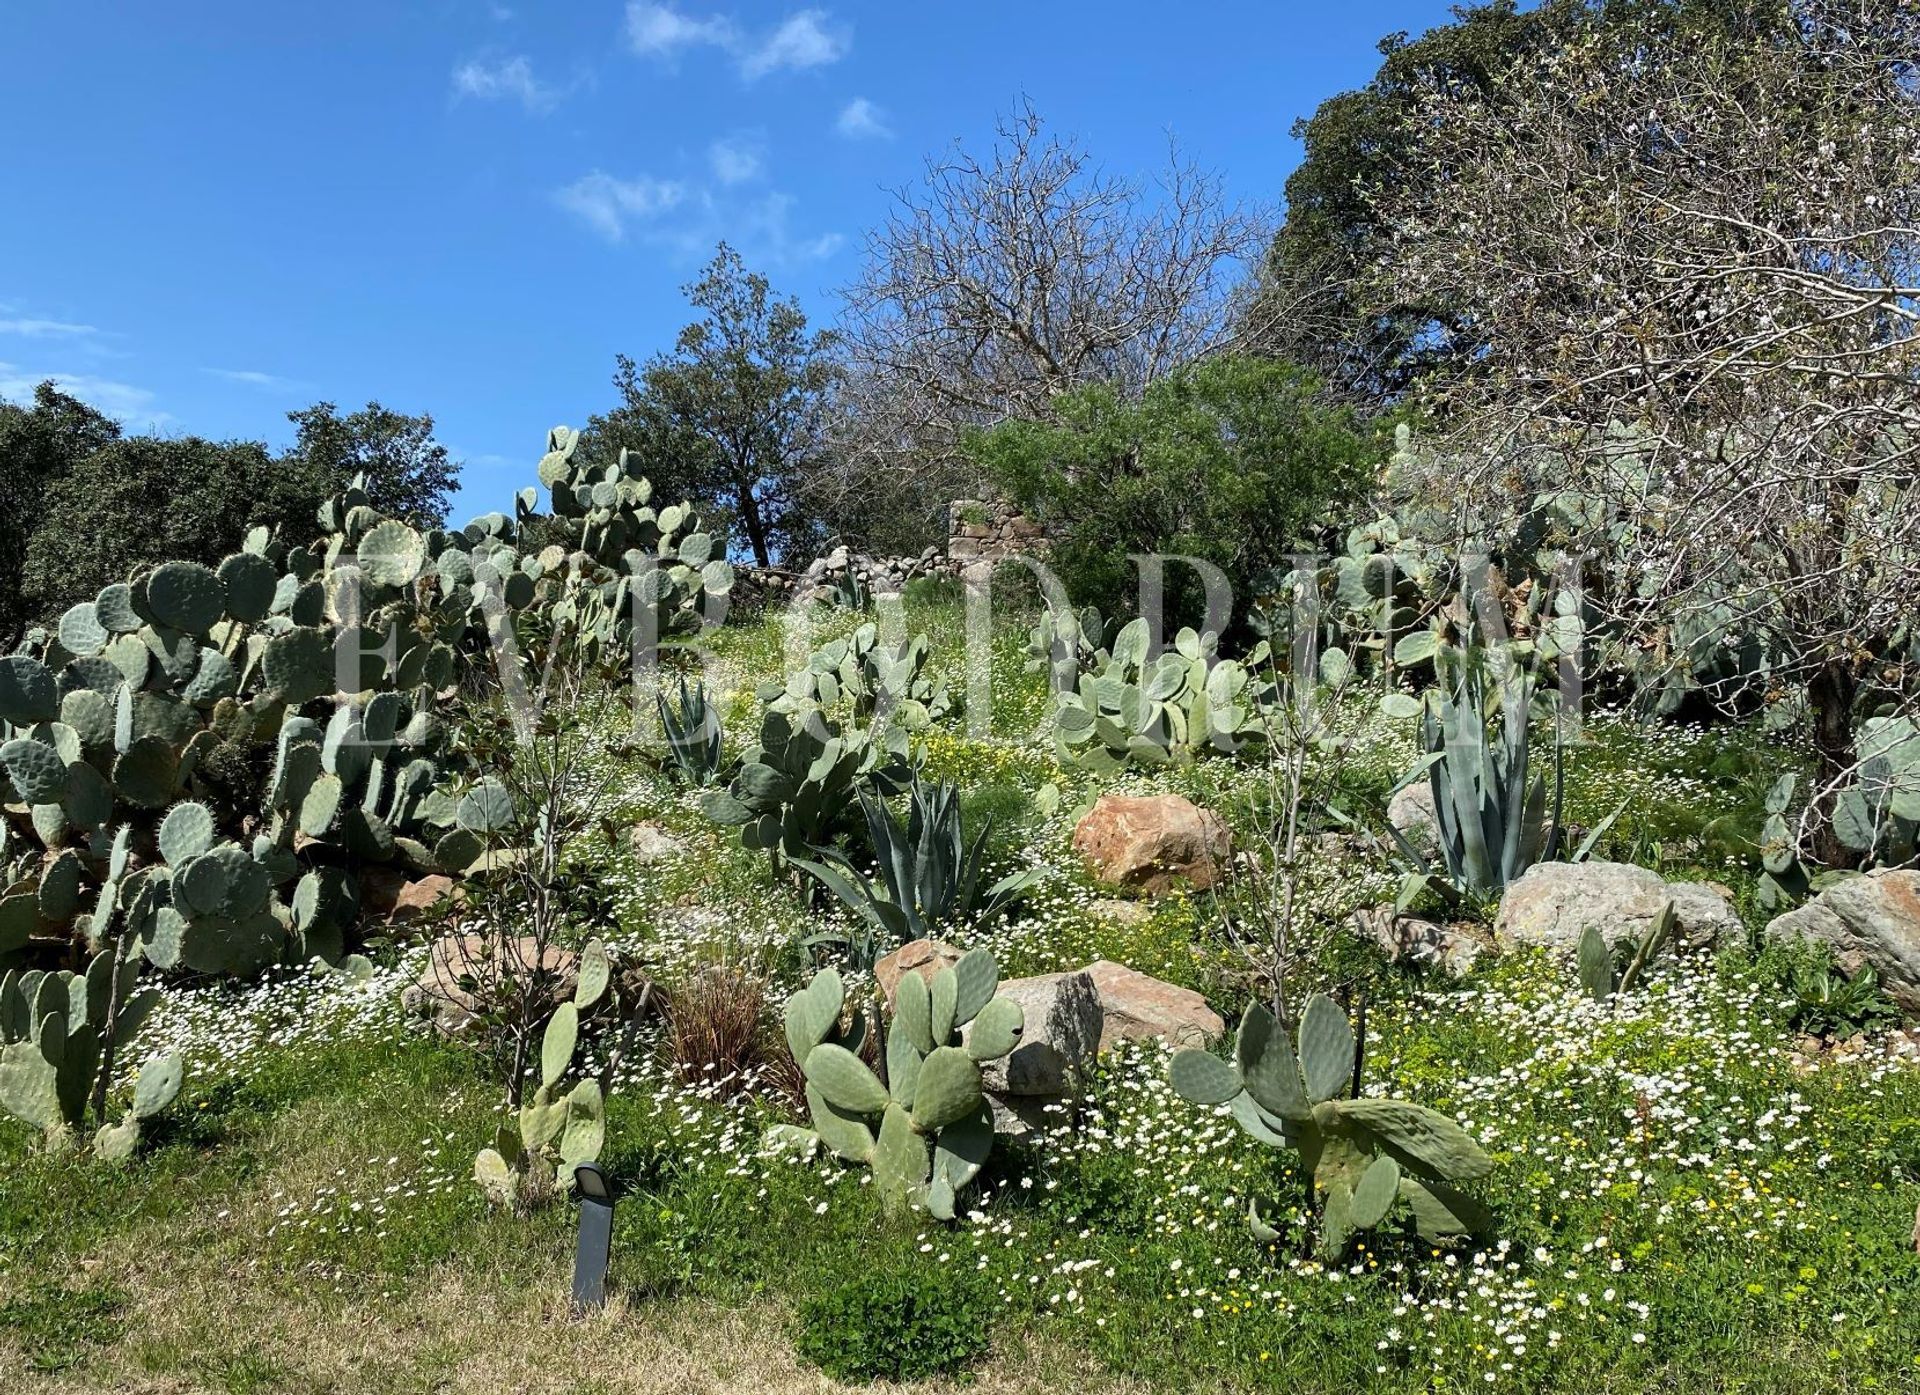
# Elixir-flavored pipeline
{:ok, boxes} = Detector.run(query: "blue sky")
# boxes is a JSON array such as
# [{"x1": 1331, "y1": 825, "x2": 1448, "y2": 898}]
[{"x1": 0, "y1": 1, "x2": 1458, "y2": 522}]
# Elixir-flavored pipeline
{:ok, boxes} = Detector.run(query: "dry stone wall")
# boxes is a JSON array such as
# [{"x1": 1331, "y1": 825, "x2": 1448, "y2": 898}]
[{"x1": 948, "y1": 498, "x2": 1049, "y2": 565}]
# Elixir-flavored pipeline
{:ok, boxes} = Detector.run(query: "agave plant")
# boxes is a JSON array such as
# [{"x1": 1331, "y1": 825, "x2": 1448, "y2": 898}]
[
  {"x1": 1388, "y1": 645, "x2": 1619, "y2": 907},
  {"x1": 791, "y1": 776, "x2": 1042, "y2": 968},
  {"x1": 656, "y1": 673, "x2": 725, "y2": 787},
  {"x1": 698, "y1": 706, "x2": 911, "y2": 866}
]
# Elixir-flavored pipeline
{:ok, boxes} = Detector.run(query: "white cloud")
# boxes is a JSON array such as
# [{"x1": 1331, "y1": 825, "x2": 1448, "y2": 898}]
[
  {"x1": 708, "y1": 135, "x2": 764, "y2": 186},
  {"x1": 451, "y1": 54, "x2": 562, "y2": 112},
  {"x1": 625, "y1": 3, "x2": 847, "y2": 80},
  {"x1": 0, "y1": 317, "x2": 100, "y2": 338},
  {"x1": 739, "y1": 10, "x2": 848, "y2": 79},
  {"x1": 553, "y1": 171, "x2": 688, "y2": 242},
  {"x1": 624, "y1": 2, "x2": 736, "y2": 61},
  {"x1": 835, "y1": 97, "x2": 891, "y2": 140},
  {"x1": 205, "y1": 367, "x2": 307, "y2": 391},
  {"x1": 0, "y1": 363, "x2": 168, "y2": 425},
  {"x1": 553, "y1": 171, "x2": 840, "y2": 268}
]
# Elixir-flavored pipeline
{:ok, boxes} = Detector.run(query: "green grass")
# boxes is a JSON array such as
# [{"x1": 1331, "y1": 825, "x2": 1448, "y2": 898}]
[{"x1": 0, "y1": 1281, "x2": 128, "y2": 1373}]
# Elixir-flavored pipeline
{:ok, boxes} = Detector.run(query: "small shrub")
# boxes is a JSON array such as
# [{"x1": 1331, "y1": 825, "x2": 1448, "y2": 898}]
[
  {"x1": 1772, "y1": 941, "x2": 1902, "y2": 1038},
  {"x1": 795, "y1": 1266, "x2": 995, "y2": 1383}
]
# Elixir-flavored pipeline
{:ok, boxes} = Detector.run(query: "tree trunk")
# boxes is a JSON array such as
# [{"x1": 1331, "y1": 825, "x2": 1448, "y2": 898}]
[
  {"x1": 736, "y1": 486, "x2": 771, "y2": 567},
  {"x1": 1808, "y1": 658, "x2": 1860, "y2": 867}
]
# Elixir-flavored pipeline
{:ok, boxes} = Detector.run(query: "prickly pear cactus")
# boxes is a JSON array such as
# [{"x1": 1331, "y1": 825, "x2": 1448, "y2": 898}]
[
  {"x1": 1027, "y1": 604, "x2": 1118, "y2": 691},
  {"x1": 766, "y1": 624, "x2": 958, "y2": 733},
  {"x1": 1051, "y1": 618, "x2": 1277, "y2": 774},
  {"x1": 473, "y1": 938, "x2": 612, "y2": 1210},
  {"x1": 698, "y1": 705, "x2": 910, "y2": 861},
  {"x1": 1577, "y1": 899, "x2": 1676, "y2": 1001},
  {"x1": 2, "y1": 423, "x2": 731, "y2": 980},
  {"x1": 1168, "y1": 994, "x2": 1493, "y2": 1259},
  {"x1": 0, "y1": 933, "x2": 183, "y2": 1159},
  {"x1": 772, "y1": 949, "x2": 1023, "y2": 1221}
]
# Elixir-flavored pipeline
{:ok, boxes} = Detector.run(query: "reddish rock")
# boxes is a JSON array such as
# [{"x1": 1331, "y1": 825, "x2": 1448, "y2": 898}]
[
  {"x1": 875, "y1": 937, "x2": 964, "y2": 1003},
  {"x1": 391, "y1": 875, "x2": 454, "y2": 920},
  {"x1": 1071, "y1": 793, "x2": 1231, "y2": 895},
  {"x1": 359, "y1": 866, "x2": 409, "y2": 917},
  {"x1": 1081, "y1": 959, "x2": 1223, "y2": 1051}
]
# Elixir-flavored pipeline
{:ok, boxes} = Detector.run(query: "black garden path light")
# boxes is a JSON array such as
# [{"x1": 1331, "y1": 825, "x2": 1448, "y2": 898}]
[{"x1": 572, "y1": 1162, "x2": 617, "y2": 1313}]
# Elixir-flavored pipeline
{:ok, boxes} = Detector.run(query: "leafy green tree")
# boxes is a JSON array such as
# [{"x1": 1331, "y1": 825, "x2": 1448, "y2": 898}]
[
  {"x1": 967, "y1": 357, "x2": 1380, "y2": 626},
  {"x1": 585, "y1": 243, "x2": 838, "y2": 566},
  {"x1": 0, "y1": 382, "x2": 122, "y2": 643},
  {"x1": 1248, "y1": 0, "x2": 1794, "y2": 403},
  {"x1": 24, "y1": 434, "x2": 321, "y2": 614},
  {"x1": 282, "y1": 400, "x2": 461, "y2": 527}
]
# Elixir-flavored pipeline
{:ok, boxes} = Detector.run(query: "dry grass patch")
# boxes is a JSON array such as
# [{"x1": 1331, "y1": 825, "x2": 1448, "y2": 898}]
[{"x1": 8, "y1": 1246, "x2": 1151, "y2": 1395}]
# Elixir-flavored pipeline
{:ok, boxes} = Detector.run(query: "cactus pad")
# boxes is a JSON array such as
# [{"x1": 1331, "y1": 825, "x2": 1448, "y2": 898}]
[
  {"x1": 217, "y1": 551, "x2": 278, "y2": 622},
  {"x1": 262, "y1": 627, "x2": 335, "y2": 704},
  {"x1": 358, "y1": 520, "x2": 426, "y2": 587},
  {"x1": 158, "y1": 802, "x2": 217, "y2": 866},
  {"x1": 146, "y1": 561, "x2": 227, "y2": 634},
  {"x1": 112, "y1": 737, "x2": 180, "y2": 809},
  {"x1": 57, "y1": 603, "x2": 109, "y2": 658},
  {"x1": 454, "y1": 777, "x2": 514, "y2": 834},
  {"x1": 0, "y1": 656, "x2": 59, "y2": 726},
  {"x1": 2, "y1": 738, "x2": 69, "y2": 805}
]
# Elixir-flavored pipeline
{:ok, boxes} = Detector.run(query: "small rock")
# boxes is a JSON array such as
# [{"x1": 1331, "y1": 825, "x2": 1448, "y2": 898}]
[
  {"x1": 1765, "y1": 869, "x2": 1920, "y2": 1016},
  {"x1": 1352, "y1": 905, "x2": 1486, "y2": 976},
  {"x1": 1086, "y1": 897, "x2": 1151, "y2": 927},
  {"x1": 1387, "y1": 781, "x2": 1441, "y2": 859},
  {"x1": 656, "y1": 904, "x2": 731, "y2": 942},
  {"x1": 358, "y1": 866, "x2": 409, "y2": 918},
  {"x1": 390, "y1": 875, "x2": 454, "y2": 921},
  {"x1": 402, "y1": 934, "x2": 578, "y2": 1035},
  {"x1": 1072, "y1": 793, "x2": 1232, "y2": 895},
  {"x1": 629, "y1": 821, "x2": 689, "y2": 866}
]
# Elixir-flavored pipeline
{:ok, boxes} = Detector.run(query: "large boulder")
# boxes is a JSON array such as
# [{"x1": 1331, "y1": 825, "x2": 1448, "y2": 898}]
[
  {"x1": 1494, "y1": 861, "x2": 1744, "y2": 956},
  {"x1": 972, "y1": 969, "x2": 1104, "y2": 1097},
  {"x1": 1072, "y1": 793, "x2": 1231, "y2": 894},
  {"x1": 1765, "y1": 870, "x2": 1920, "y2": 1015},
  {"x1": 1387, "y1": 781, "x2": 1441, "y2": 860},
  {"x1": 1081, "y1": 959, "x2": 1222, "y2": 1051},
  {"x1": 978, "y1": 960, "x2": 1220, "y2": 1135},
  {"x1": 874, "y1": 944, "x2": 1223, "y2": 1131}
]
